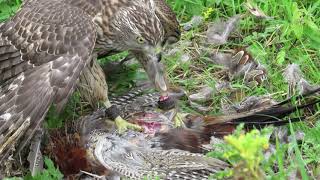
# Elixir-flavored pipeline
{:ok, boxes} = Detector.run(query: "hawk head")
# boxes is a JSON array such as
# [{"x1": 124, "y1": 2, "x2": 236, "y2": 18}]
[{"x1": 108, "y1": 3, "x2": 168, "y2": 94}]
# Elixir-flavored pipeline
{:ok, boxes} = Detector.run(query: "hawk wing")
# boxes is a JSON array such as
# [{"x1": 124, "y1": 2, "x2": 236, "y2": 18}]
[{"x1": 0, "y1": 0, "x2": 96, "y2": 161}]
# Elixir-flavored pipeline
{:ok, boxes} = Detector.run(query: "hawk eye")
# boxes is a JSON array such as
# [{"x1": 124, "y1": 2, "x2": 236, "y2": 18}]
[{"x1": 136, "y1": 36, "x2": 145, "y2": 44}]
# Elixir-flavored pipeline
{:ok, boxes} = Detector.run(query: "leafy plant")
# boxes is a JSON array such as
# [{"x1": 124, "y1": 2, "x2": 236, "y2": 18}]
[
  {"x1": 45, "y1": 92, "x2": 82, "y2": 129},
  {"x1": 24, "y1": 157, "x2": 63, "y2": 180},
  {"x1": 208, "y1": 125, "x2": 272, "y2": 179}
]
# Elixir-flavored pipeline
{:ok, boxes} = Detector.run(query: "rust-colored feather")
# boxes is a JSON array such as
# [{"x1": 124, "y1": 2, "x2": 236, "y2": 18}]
[{"x1": 46, "y1": 132, "x2": 90, "y2": 176}]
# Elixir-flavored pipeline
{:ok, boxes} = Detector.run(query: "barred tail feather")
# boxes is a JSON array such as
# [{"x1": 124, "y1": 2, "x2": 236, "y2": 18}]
[{"x1": 204, "y1": 88, "x2": 320, "y2": 127}]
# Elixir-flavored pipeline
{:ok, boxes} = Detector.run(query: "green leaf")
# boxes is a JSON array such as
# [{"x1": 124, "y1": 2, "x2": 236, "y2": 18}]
[
  {"x1": 291, "y1": 2, "x2": 304, "y2": 39},
  {"x1": 24, "y1": 157, "x2": 63, "y2": 180},
  {"x1": 304, "y1": 20, "x2": 320, "y2": 49},
  {"x1": 276, "y1": 50, "x2": 286, "y2": 65},
  {"x1": 288, "y1": 123, "x2": 309, "y2": 180}
]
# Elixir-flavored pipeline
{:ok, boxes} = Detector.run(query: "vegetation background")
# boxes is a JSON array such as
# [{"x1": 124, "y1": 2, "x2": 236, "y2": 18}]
[{"x1": 0, "y1": 0, "x2": 320, "y2": 179}]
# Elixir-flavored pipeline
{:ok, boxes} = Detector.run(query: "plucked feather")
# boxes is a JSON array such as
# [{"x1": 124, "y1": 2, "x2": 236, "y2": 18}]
[{"x1": 27, "y1": 129, "x2": 44, "y2": 176}]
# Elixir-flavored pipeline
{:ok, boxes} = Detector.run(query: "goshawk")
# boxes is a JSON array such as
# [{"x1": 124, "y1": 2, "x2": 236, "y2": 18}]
[{"x1": 0, "y1": 0, "x2": 179, "y2": 161}]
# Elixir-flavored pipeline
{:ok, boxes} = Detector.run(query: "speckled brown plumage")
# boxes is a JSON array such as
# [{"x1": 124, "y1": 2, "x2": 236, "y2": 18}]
[
  {"x1": 77, "y1": 59, "x2": 108, "y2": 109},
  {"x1": 78, "y1": 117, "x2": 227, "y2": 180},
  {"x1": 153, "y1": 0, "x2": 181, "y2": 44}
]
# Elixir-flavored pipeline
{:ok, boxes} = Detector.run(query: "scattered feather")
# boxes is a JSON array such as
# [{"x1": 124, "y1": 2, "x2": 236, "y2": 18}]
[
  {"x1": 283, "y1": 64, "x2": 303, "y2": 86},
  {"x1": 189, "y1": 86, "x2": 214, "y2": 103},
  {"x1": 298, "y1": 78, "x2": 320, "y2": 95},
  {"x1": 208, "y1": 51, "x2": 233, "y2": 67},
  {"x1": 264, "y1": 144, "x2": 276, "y2": 161},
  {"x1": 244, "y1": 65, "x2": 267, "y2": 86},
  {"x1": 206, "y1": 15, "x2": 242, "y2": 45},
  {"x1": 221, "y1": 98, "x2": 237, "y2": 114},
  {"x1": 245, "y1": 1, "x2": 273, "y2": 19},
  {"x1": 221, "y1": 95, "x2": 277, "y2": 114},
  {"x1": 283, "y1": 64, "x2": 319, "y2": 97},
  {"x1": 189, "y1": 101, "x2": 212, "y2": 113},
  {"x1": 272, "y1": 127, "x2": 289, "y2": 143},
  {"x1": 283, "y1": 64, "x2": 303, "y2": 96},
  {"x1": 183, "y1": 16, "x2": 203, "y2": 31},
  {"x1": 234, "y1": 95, "x2": 277, "y2": 113},
  {"x1": 215, "y1": 81, "x2": 232, "y2": 92},
  {"x1": 288, "y1": 131, "x2": 305, "y2": 142},
  {"x1": 208, "y1": 49, "x2": 267, "y2": 85},
  {"x1": 180, "y1": 54, "x2": 191, "y2": 63}
]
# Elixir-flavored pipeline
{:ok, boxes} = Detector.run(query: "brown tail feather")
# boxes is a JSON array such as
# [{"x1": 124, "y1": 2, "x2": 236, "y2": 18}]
[
  {"x1": 156, "y1": 128, "x2": 206, "y2": 153},
  {"x1": 204, "y1": 89, "x2": 320, "y2": 126},
  {"x1": 175, "y1": 90, "x2": 320, "y2": 142}
]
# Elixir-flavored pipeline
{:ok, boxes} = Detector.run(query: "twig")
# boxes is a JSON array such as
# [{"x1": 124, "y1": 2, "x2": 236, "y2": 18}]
[{"x1": 80, "y1": 170, "x2": 105, "y2": 179}]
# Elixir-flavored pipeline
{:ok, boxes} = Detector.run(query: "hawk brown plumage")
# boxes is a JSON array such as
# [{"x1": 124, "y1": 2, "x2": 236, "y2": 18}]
[
  {"x1": 78, "y1": 59, "x2": 108, "y2": 110},
  {"x1": 0, "y1": 0, "x2": 173, "y2": 162},
  {"x1": 153, "y1": 0, "x2": 181, "y2": 44}
]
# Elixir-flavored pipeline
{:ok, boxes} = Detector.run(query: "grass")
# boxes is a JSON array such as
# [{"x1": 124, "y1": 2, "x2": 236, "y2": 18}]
[
  {"x1": 166, "y1": 0, "x2": 320, "y2": 179},
  {"x1": 166, "y1": 0, "x2": 320, "y2": 94},
  {"x1": 1, "y1": 0, "x2": 320, "y2": 179},
  {"x1": 0, "y1": 0, "x2": 21, "y2": 22}
]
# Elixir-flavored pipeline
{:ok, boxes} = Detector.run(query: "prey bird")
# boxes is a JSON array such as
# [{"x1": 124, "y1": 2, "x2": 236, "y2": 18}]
[
  {"x1": 47, "y1": 110, "x2": 228, "y2": 179},
  {"x1": 46, "y1": 87, "x2": 319, "y2": 178},
  {"x1": 0, "y1": 0, "x2": 180, "y2": 162}
]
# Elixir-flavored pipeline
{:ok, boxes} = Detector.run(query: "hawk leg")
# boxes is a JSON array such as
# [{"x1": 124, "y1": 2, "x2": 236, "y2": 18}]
[
  {"x1": 104, "y1": 102, "x2": 142, "y2": 133},
  {"x1": 173, "y1": 112, "x2": 185, "y2": 127},
  {"x1": 78, "y1": 59, "x2": 142, "y2": 133}
]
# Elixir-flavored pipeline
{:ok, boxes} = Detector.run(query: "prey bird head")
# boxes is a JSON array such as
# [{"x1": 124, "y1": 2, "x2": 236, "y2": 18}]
[{"x1": 108, "y1": 3, "x2": 169, "y2": 94}]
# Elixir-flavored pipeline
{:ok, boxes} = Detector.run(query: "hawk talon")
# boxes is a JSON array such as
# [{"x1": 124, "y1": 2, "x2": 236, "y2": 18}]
[
  {"x1": 174, "y1": 112, "x2": 185, "y2": 128},
  {"x1": 166, "y1": 108, "x2": 185, "y2": 128},
  {"x1": 114, "y1": 116, "x2": 143, "y2": 134}
]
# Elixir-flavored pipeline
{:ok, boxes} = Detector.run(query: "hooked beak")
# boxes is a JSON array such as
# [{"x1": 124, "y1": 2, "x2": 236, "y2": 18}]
[
  {"x1": 146, "y1": 52, "x2": 168, "y2": 93},
  {"x1": 132, "y1": 48, "x2": 168, "y2": 95}
]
